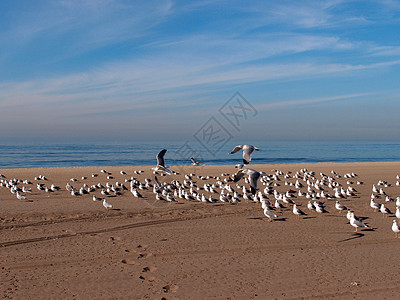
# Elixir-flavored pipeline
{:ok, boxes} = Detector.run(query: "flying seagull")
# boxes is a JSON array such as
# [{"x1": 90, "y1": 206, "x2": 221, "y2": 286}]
[
  {"x1": 190, "y1": 157, "x2": 203, "y2": 166},
  {"x1": 233, "y1": 164, "x2": 263, "y2": 196},
  {"x1": 153, "y1": 149, "x2": 172, "y2": 174},
  {"x1": 230, "y1": 144, "x2": 261, "y2": 164}
]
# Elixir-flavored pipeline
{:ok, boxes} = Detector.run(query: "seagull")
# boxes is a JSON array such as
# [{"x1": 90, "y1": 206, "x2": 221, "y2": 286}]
[
  {"x1": 350, "y1": 212, "x2": 368, "y2": 232},
  {"x1": 392, "y1": 220, "x2": 400, "y2": 238},
  {"x1": 263, "y1": 208, "x2": 277, "y2": 222},
  {"x1": 396, "y1": 207, "x2": 400, "y2": 219},
  {"x1": 93, "y1": 195, "x2": 102, "y2": 201},
  {"x1": 346, "y1": 210, "x2": 353, "y2": 221},
  {"x1": 153, "y1": 149, "x2": 172, "y2": 174},
  {"x1": 292, "y1": 204, "x2": 307, "y2": 219},
  {"x1": 380, "y1": 204, "x2": 392, "y2": 217},
  {"x1": 230, "y1": 144, "x2": 261, "y2": 165},
  {"x1": 307, "y1": 200, "x2": 315, "y2": 211},
  {"x1": 190, "y1": 157, "x2": 203, "y2": 166},
  {"x1": 233, "y1": 164, "x2": 262, "y2": 195},
  {"x1": 103, "y1": 199, "x2": 112, "y2": 209},
  {"x1": 335, "y1": 201, "x2": 348, "y2": 213},
  {"x1": 275, "y1": 199, "x2": 285, "y2": 210},
  {"x1": 16, "y1": 192, "x2": 26, "y2": 201}
]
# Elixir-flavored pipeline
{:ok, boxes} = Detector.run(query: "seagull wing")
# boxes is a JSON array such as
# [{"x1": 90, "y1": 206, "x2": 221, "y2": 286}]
[
  {"x1": 156, "y1": 149, "x2": 167, "y2": 167},
  {"x1": 190, "y1": 157, "x2": 196, "y2": 164},
  {"x1": 230, "y1": 145, "x2": 243, "y2": 154},
  {"x1": 248, "y1": 170, "x2": 261, "y2": 195}
]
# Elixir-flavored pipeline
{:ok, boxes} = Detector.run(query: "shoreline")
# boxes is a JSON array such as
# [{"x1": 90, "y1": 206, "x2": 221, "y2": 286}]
[{"x1": 1, "y1": 159, "x2": 400, "y2": 171}]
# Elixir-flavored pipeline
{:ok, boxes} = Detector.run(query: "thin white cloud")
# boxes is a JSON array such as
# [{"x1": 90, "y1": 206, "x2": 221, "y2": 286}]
[{"x1": 257, "y1": 93, "x2": 374, "y2": 110}]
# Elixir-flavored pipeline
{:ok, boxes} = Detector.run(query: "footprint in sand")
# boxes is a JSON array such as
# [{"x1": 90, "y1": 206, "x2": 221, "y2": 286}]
[
  {"x1": 139, "y1": 275, "x2": 159, "y2": 282},
  {"x1": 124, "y1": 249, "x2": 138, "y2": 253},
  {"x1": 142, "y1": 266, "x2": 156, "y2": 273},
  {"x1": 137, "y1": 253, "x2": 153, "y2": 259},
  {"x1": 162, "y1": 284, "x2": 179, "y2": 293},
  {"x1": 121, "y1": 259, "x2": 136, "y2": 265}
]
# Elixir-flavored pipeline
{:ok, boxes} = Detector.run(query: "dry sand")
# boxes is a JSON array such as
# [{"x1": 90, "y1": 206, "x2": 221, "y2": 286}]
[{"x1": 1, "y1": 162, "x2": 400, "y2": 299}]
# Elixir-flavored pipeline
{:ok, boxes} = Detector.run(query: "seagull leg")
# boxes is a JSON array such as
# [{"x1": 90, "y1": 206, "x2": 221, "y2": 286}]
[{"x1": 354, "y1": 227, "x2": 358, "y2": 232}]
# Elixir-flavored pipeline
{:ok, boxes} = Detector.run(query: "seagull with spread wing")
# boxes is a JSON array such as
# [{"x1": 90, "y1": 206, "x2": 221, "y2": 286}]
[
  {"x1": 153, "y1": 149, "x2": 172, "y2": 175},
  {"x1": 190, "y1": 157, "x2": 203, "y2": 166},
  {"x1": 232, "y1": 164, "x2": 263, "y2": 196},
  {"x1": 230, "y1": 144, "x2": 261, "y2": 164}
]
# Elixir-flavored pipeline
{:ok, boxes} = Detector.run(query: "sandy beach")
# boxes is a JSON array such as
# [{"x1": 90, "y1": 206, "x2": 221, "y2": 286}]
[{"x1": 1, "y1": 162, "x2": 400, "y2": 299}]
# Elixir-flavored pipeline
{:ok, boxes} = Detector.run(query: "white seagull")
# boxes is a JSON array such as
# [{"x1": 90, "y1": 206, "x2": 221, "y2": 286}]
[
  {"x1": 103, "y1": 199, "x2": 113, "y2": 209},
  {"x1": 233, "y1": 164, "x2": 262, "y2": 195},
  {"x1": 263, "y1": 208, "x2": 277, "y2": 222},
  {"x1": 335, "y1": 201, "x2": 348, "y2": 213},
  {"x1": 392, "y1": 220, "x2": 400, "y2": 238},
  {"x1": 230, "y1": 144, "x2": 261, "y2": 165},
  {"x1": 380, "y1": 204, "x2": 392, "y2": 217},
  {"x1": 350, "y1": 212, "x2": 368, "y2": 232},
  {"x1": 93, "y1": 195, "x2": 102, "y2": 201},
  {"x1": 370, "y1": 198, "x2": 381, "y2": 212},
  {"x1": 292, "y1": 204, "x2": 307, "y2": 219}
]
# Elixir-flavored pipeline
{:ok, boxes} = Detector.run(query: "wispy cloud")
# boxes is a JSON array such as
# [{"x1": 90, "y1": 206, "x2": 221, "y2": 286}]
[
  {"x1": 257, "y1": 93, "x2": 375, "y2": 110},
  {"x1": 1, "y1": 0, "x2": 400, "y2": 142}
]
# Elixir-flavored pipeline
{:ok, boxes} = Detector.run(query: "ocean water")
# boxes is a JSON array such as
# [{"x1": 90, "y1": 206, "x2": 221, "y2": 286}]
[{"x1": 0, "y1": 141, "x2": 399, "y2": 169}]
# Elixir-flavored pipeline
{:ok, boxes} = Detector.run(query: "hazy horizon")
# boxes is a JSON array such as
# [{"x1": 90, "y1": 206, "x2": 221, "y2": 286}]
[{"x1": 1, "y1": 1, "x2": 400, "y2": 144}]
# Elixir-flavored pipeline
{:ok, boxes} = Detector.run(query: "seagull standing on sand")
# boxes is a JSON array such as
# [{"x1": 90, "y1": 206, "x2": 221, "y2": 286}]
[
  {"x1": 103, "y1": 199, "x2": 112, "y2": 209},
  {"x1": 392, "y1": 220, "x2": 400, "y2": 238},
  {"x1": 370, "y1": 198, "x2": 381, "y2": 212},
  {"x1": 380, "y1": 204, "x2": 392, "y2": 217},
  {"x1": 350, "y1": 212, "x2": 368, "y2": 232},
  {"x1": 153, "y1": 149, "x2": 172, "y2": 175},
  {"x1": 232, "y1": 164, "x2": 262, "y2": 195},
  {"x1": 292, "y1": 204, "x2": 307, "y2": 219},
  {"x1": 335, "y1": 201, "x2": 348, "y2": 213},
  {"x1": 230, "y1": 145, "x2": 261, "y2": 165},
  {"x1": 93, "y1": 195, "x2": 102, "y2": 201},
  {"x1": 263, "y1": 208, "x2": 277, "y2": 222}
]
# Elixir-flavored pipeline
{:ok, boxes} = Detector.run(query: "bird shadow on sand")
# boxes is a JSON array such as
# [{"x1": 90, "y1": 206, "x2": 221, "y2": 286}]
[
  {"x1": 337, "y1": 233, "x2": 364, "y2": 243},
  {"x1": 302, "y1": 216, "x2": 316, "y2": 220},
  {"x1": 337, "y1": 228, "x2": 376, "y2": 243},
  {"x1": 111, "y1": 208, "x2": 121, "y2": 211},
  {"x1": 247, "y1": 217, "x2": 287, "y2": 222}
]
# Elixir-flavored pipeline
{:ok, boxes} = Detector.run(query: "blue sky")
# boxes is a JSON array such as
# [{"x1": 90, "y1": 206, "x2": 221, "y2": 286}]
[{"x1": 0, "y1": 0, "x2": 400, "y2": 143}]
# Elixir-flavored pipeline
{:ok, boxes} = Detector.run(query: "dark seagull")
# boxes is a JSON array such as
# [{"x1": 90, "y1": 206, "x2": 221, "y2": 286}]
[
  {"x1": 152, "y1": 149, "x2": 172, "y2": 175},
  {"x1": 190, "y1": 157, "x2": 203, "y2": 166}
]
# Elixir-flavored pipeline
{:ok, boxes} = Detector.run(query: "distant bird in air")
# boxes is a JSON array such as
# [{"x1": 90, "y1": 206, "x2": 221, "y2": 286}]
[
  {"x1": 153, "y1": 149, "x2": 172, "y2": 175},
  {"x1": 190, "y1": 157, "x2": 203, "y2": 166},
  {"x1": 230, "y1": 144, "x2": 261, "y2": 165}
]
